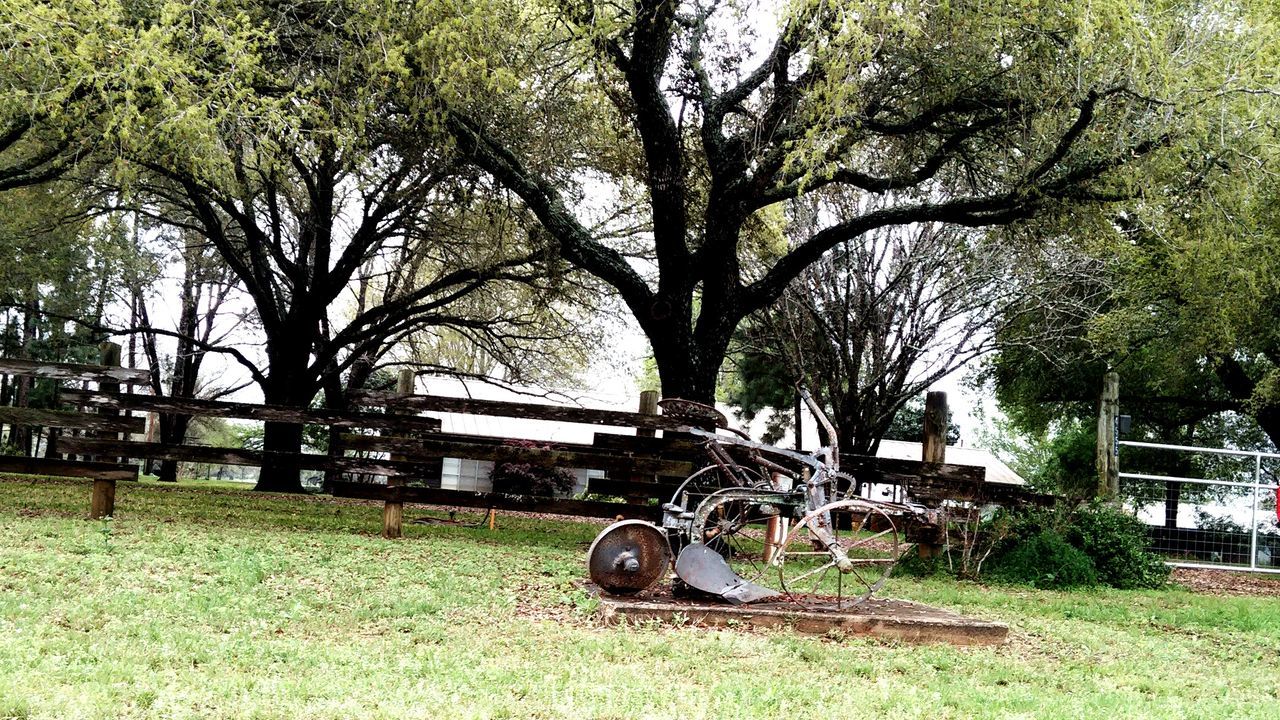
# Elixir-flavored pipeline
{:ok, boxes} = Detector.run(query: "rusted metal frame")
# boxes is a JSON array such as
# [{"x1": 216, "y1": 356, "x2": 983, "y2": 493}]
[
  {"x1": 799, "y1": 386, "x2": 839, "y2": 472},
  {"x1": 681, "y1": 426, "x2": 825, "y2": 472},
  {"x1": 747, "y1": 451, "x2": 794, "y2": 478},
  {"x1": 702, "y1": 438, "x2": 758, "y2": 488},
  {"x1": 686, "y1": 425, "x2": 900, "y2": 575},
  {"x1": 690, "y1": 487, "x2": 795, "y2": 538}
]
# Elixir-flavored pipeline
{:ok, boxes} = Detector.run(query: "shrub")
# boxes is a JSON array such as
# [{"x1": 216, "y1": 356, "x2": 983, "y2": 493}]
[
  {"x1": 977, "y1": 502, "x2": 1169, "y2": 590},
  {"x1": 894, "y1": 545, "x2": 943, "y2": 578},
  {"x1": 987, "y1": 529, "x2": 1099, "y2": 589},
  {"x1": 1065, "y1": 502, "x2": 1170, "y2": 589},
  {"x1": 488, "y1": 440, "x2": 577, "y2": 498}
]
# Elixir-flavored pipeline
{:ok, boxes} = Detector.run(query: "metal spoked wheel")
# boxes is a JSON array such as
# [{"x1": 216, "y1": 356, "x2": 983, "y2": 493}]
[
  {"x1": 669, "y1": 464, "x2": 772, "y2": 513},
  {"x1": 773, "y1": 499, "x2": 902, "y2": 610},
  {"x1": 691, "y1": 487, "x2": 794, "y2": 586}
]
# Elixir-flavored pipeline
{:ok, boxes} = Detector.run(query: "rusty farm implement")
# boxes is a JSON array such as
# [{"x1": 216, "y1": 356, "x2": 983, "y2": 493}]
[{"x1": 588, "y1": 390, "x2": 934, "y2": 608}]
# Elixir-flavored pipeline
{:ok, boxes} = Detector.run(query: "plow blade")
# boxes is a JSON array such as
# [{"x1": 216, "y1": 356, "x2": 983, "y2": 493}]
[{"x1": 675, "y1": 543, "x2": 780, "y2": 605}]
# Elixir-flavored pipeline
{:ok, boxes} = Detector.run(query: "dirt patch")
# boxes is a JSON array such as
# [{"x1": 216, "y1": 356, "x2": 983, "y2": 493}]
[
  {"x1": 588, "y1": 583, "x2": 1008, "y2": 645},
  {"x1": 1172, "y1": 567, "x2": 1280, "y2": 598}
]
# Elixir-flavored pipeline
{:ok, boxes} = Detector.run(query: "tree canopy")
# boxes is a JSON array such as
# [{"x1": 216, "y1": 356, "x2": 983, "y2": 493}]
[
  {"x1": 726, "y1": 218, "x2": 1103, "y2": 453},
  {"x1": 2, "y1": 0, "x2": 1279, "y2": 493},
  {"x1": 2, "y1": 0, "x2": 605, "y2": 490},
  {"x1": 432, "y1": 0, "x2": 1279, "y2": 402}
]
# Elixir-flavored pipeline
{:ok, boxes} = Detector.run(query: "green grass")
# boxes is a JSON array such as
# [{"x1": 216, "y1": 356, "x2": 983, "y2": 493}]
[{"x1": 2, "y1": 476, "x2": 1278, "y2": 719}]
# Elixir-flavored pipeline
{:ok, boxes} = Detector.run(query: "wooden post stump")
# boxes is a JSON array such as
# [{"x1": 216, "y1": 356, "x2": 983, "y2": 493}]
[
  {"x1": 382, "y1": 368, "x2": 414, "y2": 538},
  {"x1": 625, "y1": 390, "x2": 661, "y2": 505},
  {"x1": 917, "y1": 391, "x2": 948, "y2": 559},
  {"x1": 91, "y1": 479, "x2": 116, "y2": 520},
  {"x1": 636, "y1": 390, "x2": 659, "y2": 439},
  {"x1": 922, "y1": 391, "x2": 948, "y2": 465},
  {"x1": 90, "y1": 342, "x2": 122, "y2": 519}
]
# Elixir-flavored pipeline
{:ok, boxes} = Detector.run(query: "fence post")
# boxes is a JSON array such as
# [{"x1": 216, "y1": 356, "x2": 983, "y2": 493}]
[
  {"x1": 917, "y1": 391, "x2": 948, "y2": 558},
  {"x1": 622, "y1": 390, "x2": 660, "y2": 507},
  {"x1": 922, "y1": 391, "x2": 948, "y2": 465},
  {"x1": 1251, "y1": 452, "x2": 1261, "y2": 571},
  {"x1": 1096, "y1": 371, "x2": 1119, "y2": 499},
  {"x1": 90, "y1": 342, "x2": 122, "y2": 519},
  {"x1": 382, "y1": 368, "x2": 414, "y2": 539},
  {"x1": 636, "y1": 390, "x2": 659, "y2": 439}
]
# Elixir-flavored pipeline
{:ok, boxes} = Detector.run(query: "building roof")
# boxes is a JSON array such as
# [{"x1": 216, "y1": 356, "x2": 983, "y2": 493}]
[{"x1": 874, "y1": 439, "x2": 1026, "y2": 485}]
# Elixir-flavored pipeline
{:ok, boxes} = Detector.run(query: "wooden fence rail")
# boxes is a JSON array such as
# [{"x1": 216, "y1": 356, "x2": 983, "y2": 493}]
[
  {"x1": 350, "y1": 389, "x2": 718, "y2": 432},
  {"x1": 0, "y1": 357, "x2": 149, "y2": 385},
  {"x1": 0, "y1": 355, "x2": 1054, "y2": 534},
  {"x1": 61, "y1": 390, "x2": 445, "y2": 434}
]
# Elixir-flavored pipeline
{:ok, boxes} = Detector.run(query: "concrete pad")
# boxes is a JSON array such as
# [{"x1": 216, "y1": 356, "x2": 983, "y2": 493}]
[{"x1": 589, "y1": 585, "x2": 1007, "y2": 646}]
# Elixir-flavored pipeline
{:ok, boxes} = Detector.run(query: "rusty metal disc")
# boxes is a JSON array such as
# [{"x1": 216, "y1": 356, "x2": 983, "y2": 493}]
[{"x1": 587, "y1": 520, "x2": 672, "y2": 594}]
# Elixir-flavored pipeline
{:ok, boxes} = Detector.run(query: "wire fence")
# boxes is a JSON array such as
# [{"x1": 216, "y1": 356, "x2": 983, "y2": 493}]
[{"x1": 1119, "y1": 440, "x2": 1280, "y2": 573}]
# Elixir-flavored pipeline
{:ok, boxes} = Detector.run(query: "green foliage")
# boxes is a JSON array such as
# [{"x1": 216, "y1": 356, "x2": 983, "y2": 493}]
[
  {"x1": 488, "y1": 441, "x2": 576, "y2": 497},
  {"x1": 0, "y1": 187, "x2": 141, "y2": 365},
  {"x1": 988, "y1": 529, "x2": 1099, "y2": 590},
  {"x1": 1004, "y1": 419, "x2": 1099, "y2": 499},
  {"x1": 883, "y1": 396, "x2": 961, "y2": 445},
  {"x1": 634, "y1": 356, "x2": 661, "y2": 398},
  {"x1": 1066, "y1": 503, "x2": 1171, "y2": 590},
  {"x1": 426, "y1": 0, "x2": 1280, "y2": 405},
  {"x1": 721, "y1": 329, "x2": 798, "y2": 444},
  {"x1": 982, "y1": 503, "x2": 1169, "y2": 590},
  {"x1": 3, "y1": 477, "x2": 1280, "y2": 718},
  {"x1": 96, "y1": 516, "x2": 115, "y2": 554},
  {"x1": 892, "y1": 545, "x2": 943, "y2": 578}
]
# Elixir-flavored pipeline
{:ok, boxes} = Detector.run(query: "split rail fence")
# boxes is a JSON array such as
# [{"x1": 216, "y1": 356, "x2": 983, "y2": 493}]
[{"x1": 0, "y1": 350, "x2": 1051, "y2": 539}]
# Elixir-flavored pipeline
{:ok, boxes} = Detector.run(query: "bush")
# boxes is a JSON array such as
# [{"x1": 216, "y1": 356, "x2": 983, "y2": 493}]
[
  {"x1": 977, "y1": 502, "x2": 1169, "y2": 590},
  {"x1": 894, "y1": 545, "x2": 944, "y2": 578},
  {"x1": 1065, "y1": 502, "x2": 1170, "y2": 589},
  {"x1": 987, "y1": 529, "x2": 1099, "y2": 589},
  {"x1": 488, "y1": 440, "x2": 577, "y2": 498}
]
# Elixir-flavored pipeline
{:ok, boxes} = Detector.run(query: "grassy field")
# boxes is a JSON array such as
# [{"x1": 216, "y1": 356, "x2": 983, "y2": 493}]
[{"x1": 2, "y1": 476, "x2": 1278, "y2": 719}]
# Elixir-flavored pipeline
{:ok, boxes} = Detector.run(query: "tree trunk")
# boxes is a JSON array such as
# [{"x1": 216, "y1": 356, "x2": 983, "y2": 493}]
[
  {"x1": 13, "y1": 297, "x2": 38, "y2": 456},
  {"x1": 1164, "y1": 481, "x2": 1181, "y2": 529},
  {"x1": 653, "y1": 343, "x2": 717, "y2": 403},
  {"x1": 155, "y1": 414, "x2": 190, "y2": 483},
  {"x1": 257, "y1": 419, "x2": 306, "y2": 492},
  {"x1": 143, "y1": 236, "x2": 213, "y2": 484},
  {"x1": 157, "y1": 459, "x2": 180, "y2": 484},
  {"x1": 254, "y1": 353, "x2": 316, "y2": 493},
  {"x1": 650, "y1": 318, "x2": 734, "y2": 405}
]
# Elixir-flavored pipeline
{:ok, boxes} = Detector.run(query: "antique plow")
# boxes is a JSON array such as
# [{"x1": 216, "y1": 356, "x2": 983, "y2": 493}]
[{"x1": 588, "y1": 391, "x2": 930, "y2": 608}]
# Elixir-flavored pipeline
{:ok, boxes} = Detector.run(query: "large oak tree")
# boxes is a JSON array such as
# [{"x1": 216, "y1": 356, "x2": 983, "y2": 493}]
[
  {"x1": 3, "y1": 0, "x2": 581, "y2": 491},
  {"x1": 433, "y1": 0, "x2": 1277, "y2": 402},
  {"x1": 121, "y1": 2, "x2": 580, "y2": 491}
]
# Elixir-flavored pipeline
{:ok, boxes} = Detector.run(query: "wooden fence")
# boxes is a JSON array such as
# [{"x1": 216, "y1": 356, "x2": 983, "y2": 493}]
[{"x1": 0, "y1": 349, "x2": 1052, "y2": 538}]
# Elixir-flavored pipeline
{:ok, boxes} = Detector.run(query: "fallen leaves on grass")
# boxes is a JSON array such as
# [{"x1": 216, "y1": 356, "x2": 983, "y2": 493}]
[{"x1": 1172, "y1": 568, "x2": 1280, "y2": 597}]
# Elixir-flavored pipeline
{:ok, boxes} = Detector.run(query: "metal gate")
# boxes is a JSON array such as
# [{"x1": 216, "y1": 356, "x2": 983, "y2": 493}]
[{"x1": 1118, "y1": 440, "x2": 1280, "y2": 573}]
